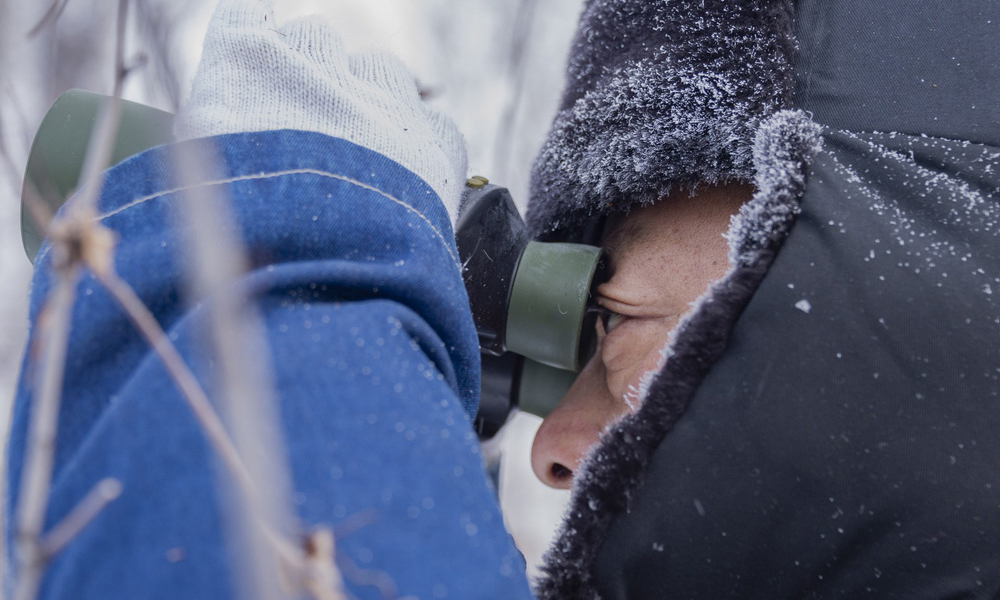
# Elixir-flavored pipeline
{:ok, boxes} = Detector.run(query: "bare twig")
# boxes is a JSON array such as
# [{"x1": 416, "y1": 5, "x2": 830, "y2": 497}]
[
  {"x1": 0, "y1": 117, "x2": 25, "y2": 189},
  {"x1": 40, "y1": 478, "x2": 123, "y2": 559},
  {"x1": 92, "y1": 264, "x2": 307, "y2": 570},
  {"x1": 65, "y1": 97, "x2": 122, "y2": 223},
  {"x1": 13, "y1": 272, "x2": 79, "y2": 600},
  {"x1": 11, "y1": 5, "x2": 135, "y2": 596},
  {"x1": 335, "y1": 552, "x2": 402, "y2": 600},
  {"x1": 491, "y1": 0, "x2": 539, "y2": 184},
  {"x1": 170, "y1": 142, "x2": 347, "y2": 600},
  {"x1": 27, "y1": 0, "x2": 72, "y2": 37},
  {"x1": 60, "y1": 2, "x2": 130, "y2": 221},
  {"x1": 56, "y1": 0, "x2": 131, "y2": 227},
  {"x1": 3, "y1": 81, "x2": 35, "y2": 152},
  {"x1": 94, "y1": 268, "x2": 259, "y2": 496},
  {"x1": 19, "y1": 181, "x2": 56, "y2": 245},
  {"x1": 173, "y1": 143, "x2": 296, "y2": 600},
  {"x1": 133, "y1": 0, "x2": 185, "y2": 111},
  {"x1": 303, "y1": 529, "x2": 347, "y2": 600},
  {"x1": 13, "y1": 198, "x2": 120, "y2": 600},
  {"x1": 113, "y1": 0, "x2": 129, "y2": 97}
]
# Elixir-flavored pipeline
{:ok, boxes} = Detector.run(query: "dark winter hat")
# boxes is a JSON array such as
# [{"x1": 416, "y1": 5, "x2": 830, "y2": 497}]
[{"x1": 527, "y1": 0, "x2": 797, "y2": 238}]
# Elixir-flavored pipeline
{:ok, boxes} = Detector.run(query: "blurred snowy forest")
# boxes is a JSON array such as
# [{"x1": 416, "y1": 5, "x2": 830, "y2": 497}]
[{"x1": 0, "y1": 0, "x2": 582, "y2": 579}]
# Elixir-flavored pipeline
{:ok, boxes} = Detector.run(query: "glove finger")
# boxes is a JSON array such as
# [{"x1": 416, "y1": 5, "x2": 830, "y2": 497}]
[
  {"x1": 423, "y1": 105, "x2": 468, "y2": 221},
  {"x1": 279, "y1": 16, "x2": 351, "y2": 76},
  {"x1": 210, "y1": 0, "x2": 275, "y2": 33},
  {"x1": 348, "y1": 50, "x2": 422, "y2": 105},
  {"x1": 424, "y1": 106, "x2": 467, "y2": 175}
]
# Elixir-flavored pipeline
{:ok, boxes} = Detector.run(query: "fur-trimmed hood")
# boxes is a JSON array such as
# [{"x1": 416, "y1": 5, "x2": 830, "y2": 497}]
[{"x1": 527, "y1": 0, "x2": 796, "y2": 239}]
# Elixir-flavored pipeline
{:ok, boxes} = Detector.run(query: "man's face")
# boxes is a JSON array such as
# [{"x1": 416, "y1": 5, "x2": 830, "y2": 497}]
[{"x1": 530, "y1": 184, "x2": 753, "y2": 488}]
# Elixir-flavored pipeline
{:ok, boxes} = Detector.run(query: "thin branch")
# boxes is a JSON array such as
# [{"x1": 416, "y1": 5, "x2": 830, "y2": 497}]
[
  {"x1": 18, "y1": 181, "x2": 55, "y2": 251},
  {"x1": 28, "y1": 0, "x2": 72, "y2": 37},
  {"x1": 11, "y1": 6, "x2": 133, "y2": 595},
  {"x1": 40, "y1": 478, "x2": 122, "y2": 559},
  {"x1": 175, "y1": 151, "x2": 292, "y2": 600},
  {"x1": 334, "y1": 551, "x2": 400, "y2": 600},
  {"x1": 66, "y1": 98, "x2": 122, "y2": 223},
  {"x1": 93, "y1": 267, "x2": 259, "y2": 498},
  {"x1": 62, "y1": 0, "x2": 130, "y2": 222},
  {"x1": 491, "y1": 0, "x2": 539, "y2": 183},
  {"x1": 0, "y1": 117, "x2": 25, "y2": 190},
  {"x1": 91, "y1": 264, "x2": 305, "y2": 573},
  {"x1": 13, "y1": 272, "x2": 79, "y2": 600},
  {"x1": 16, "y1": 2, "x2": 343, "y2": 596},
  {"x1": 303, "y1": 529, "x2": 348, "y2": 600},
  {"x1": 133, "y1": 0, "x2": 184, "y2": 111},
  {"x1": 4, "y1": 81, "x2": 36, "y2": 152},
  {"x1": 113, "y1": 0, "x2": 129, "y2": 98},
  {"x1": 169, "y1": 142, "x2": 349, "y2": 600}
]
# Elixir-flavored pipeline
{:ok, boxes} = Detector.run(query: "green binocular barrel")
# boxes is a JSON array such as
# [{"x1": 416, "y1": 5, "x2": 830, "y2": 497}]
[
  {"x1": 22, "y1": 89, "x2": 175, "y2": 261},
  {"x1": 517, "y1": 358, "x2": 579, "y2": 419},
  {"x1": 499, "y1": 243, "x2": 600, "y2": 421},
  {"x1": 506, "y1": 240, "x2": 601, "y2": 372}
]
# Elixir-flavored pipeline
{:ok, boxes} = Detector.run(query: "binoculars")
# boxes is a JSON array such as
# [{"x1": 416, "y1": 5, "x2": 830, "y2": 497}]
[{"x1": 22, "y1": 90, "x2": 603, "y2": 438}]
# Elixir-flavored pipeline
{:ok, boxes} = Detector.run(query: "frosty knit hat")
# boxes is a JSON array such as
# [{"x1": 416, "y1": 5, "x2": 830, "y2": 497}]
[{"x1": 527, "y1": 0, "x2": 797, "y2": 238}]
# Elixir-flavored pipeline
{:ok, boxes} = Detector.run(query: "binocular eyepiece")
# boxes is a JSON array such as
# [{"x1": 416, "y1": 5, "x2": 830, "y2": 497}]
[
  {"x1": 22, "y1": 90, "x2": 603, "y2": 439},
  {"x1": 456, "y1": 181, "x2": 602, "y2": 437}
]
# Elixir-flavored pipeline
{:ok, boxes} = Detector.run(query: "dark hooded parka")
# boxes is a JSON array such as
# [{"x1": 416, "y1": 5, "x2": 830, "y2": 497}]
[{"x1": 526, "y1": 1, "x2": 1000, "y2": 599}]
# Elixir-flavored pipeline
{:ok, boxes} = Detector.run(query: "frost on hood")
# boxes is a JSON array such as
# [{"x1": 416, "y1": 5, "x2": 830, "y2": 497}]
[
  {"x1": 831, "y1": 131, "x2": 1000, "y2": 290},
  {"x1": 728, "y1": 109, "x2": 824, "y2": 266},
  {"x1": 526, "y1": 0, "x2": 797, "y2": 239}
]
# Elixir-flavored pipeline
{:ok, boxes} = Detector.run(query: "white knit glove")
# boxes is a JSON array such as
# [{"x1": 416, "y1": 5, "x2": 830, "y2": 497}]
[{"x1": 175, "y1": 0, "x2": 467, "y2": 223}]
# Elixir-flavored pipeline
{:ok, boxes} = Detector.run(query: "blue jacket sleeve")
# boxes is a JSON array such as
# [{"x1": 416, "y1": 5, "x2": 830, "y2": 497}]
[{"x1": 6, "y1": 130, "x2": 534, "y2": 600}]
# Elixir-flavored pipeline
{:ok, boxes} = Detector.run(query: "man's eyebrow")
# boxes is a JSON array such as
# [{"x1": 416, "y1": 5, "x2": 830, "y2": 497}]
[{"x1": 600, "y1": 214, "x2": 647, "y2": 264}]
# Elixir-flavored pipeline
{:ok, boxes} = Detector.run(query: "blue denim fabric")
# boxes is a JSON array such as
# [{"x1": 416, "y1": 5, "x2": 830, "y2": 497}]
[{"x1": 6, "y1": 131, "x2": 534, "y2": 600}]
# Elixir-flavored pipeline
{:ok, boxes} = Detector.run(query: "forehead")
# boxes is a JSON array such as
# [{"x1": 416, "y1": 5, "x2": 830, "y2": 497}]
[
  {"x1": 600, "y1": 209, "x2": 655, "y2": 267},
  {"x1": 600, "y1": 184, "x2": 754, "y2": 252},
  {"x1": 596, "y1": 184, "x2": 754, "y2": 281}
]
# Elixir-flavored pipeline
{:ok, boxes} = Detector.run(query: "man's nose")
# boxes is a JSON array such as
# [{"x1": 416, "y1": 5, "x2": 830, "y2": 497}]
[{"x1": 529, "y1": 357, "x2": 617, "y2": 489}]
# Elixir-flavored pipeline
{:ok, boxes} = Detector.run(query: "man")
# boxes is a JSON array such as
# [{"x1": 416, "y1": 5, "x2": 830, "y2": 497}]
[{"x1": 525, "y1": 1, "x2": 1000, "y2": 599}]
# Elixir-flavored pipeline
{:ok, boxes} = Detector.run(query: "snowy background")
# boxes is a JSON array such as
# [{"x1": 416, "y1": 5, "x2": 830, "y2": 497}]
[{"x1": 0, "y1": 0, "x2": 582, "y2": 578}]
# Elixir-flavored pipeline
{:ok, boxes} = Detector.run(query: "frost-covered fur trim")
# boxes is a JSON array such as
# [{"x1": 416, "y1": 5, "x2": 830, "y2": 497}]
[
  {"x1": 526, "y1": 0, "x2": 796, "y2": 239},
  {"x1": 731, "y1": 111, "x2": 825, "y2": 266},
  {"x1": 532, "y1": 110, "x2": 822, "y2": 600}
]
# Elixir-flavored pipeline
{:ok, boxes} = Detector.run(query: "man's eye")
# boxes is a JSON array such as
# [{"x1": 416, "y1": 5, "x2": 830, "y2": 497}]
[
  {"x1": 592, "y1": 306, "x2": 626, "y2": 335},
  {"x1": 604, "y1": 311, "x2": 625, "y2": 333}
]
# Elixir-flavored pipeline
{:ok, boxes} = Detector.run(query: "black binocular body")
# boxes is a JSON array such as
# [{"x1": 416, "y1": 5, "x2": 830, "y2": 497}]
[{"x1": 22, "y1": 90, "x2": 603, "y2": 439}]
